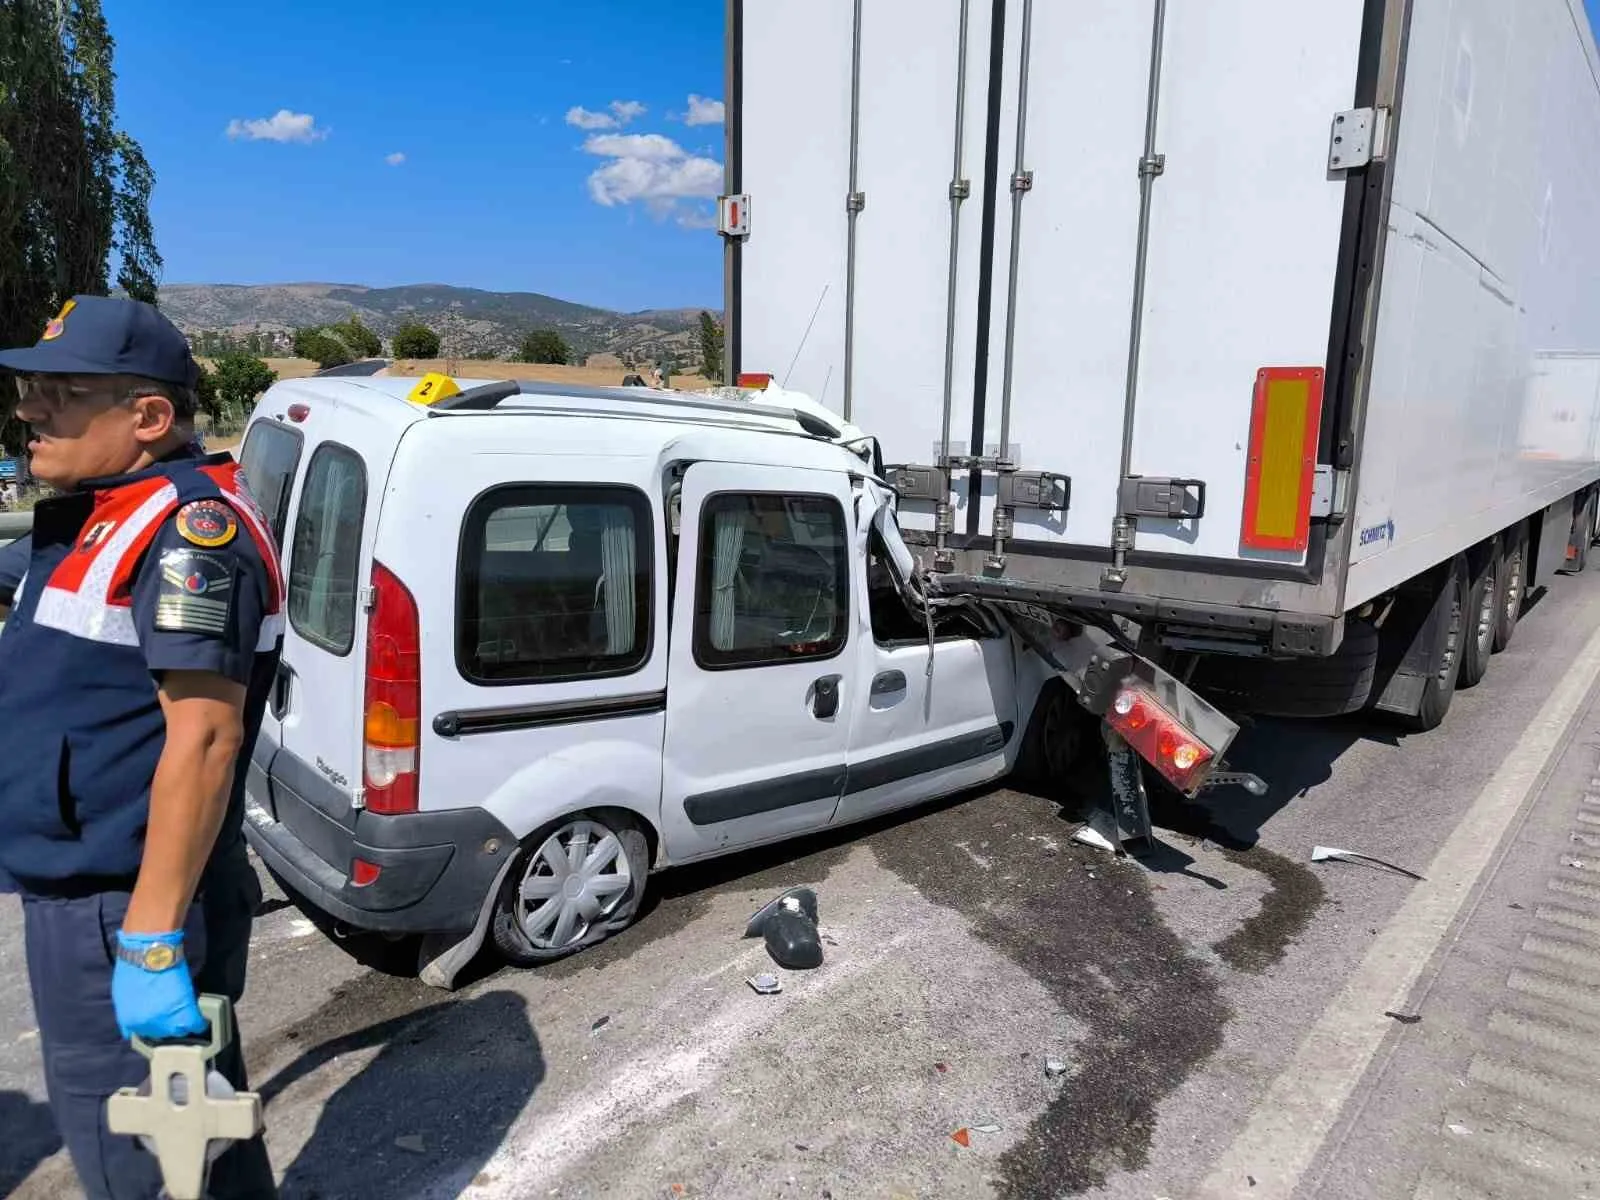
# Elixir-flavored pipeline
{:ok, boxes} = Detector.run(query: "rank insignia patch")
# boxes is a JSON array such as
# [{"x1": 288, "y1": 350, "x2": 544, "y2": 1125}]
[
  {"x1": 155, "y1": 549, "x2": 235, "y2": 635},
  {"x1": 175, "y1": 500, "x2": 238, "y2": 548}
]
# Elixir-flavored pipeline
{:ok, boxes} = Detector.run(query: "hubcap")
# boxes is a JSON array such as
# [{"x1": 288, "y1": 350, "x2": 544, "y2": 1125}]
[
  {"x1": 1439, "y1": 585, "x2": 1464, "y2": 682},
  {"x1": 1505, "y1": 553, "x2": 1523, "y2": 623},
  {"x1": 516, "y1": 820, "x2": 633, "y2": 950},
  {"x1": 1475, "y1": 567, "x2": 1497, "y2": 650}
]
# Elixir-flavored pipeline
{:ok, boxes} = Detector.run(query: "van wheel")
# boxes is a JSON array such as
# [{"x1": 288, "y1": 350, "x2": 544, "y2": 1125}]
[
  {"x1": 1456, "y1": 544, "x2": 1498, "y2": 690},
  {"x1": 1398, "y1": 555, "x2": 1468, "y2": 733},
  {"x1": 1016, "y1": 681, "x2": 1089, "y2": 788},
  {"x1": 1492, "y1": 524, "x2": 1528, "y2": 653},
  {"x1": 491, "y1": 812, "x2": 651, "y2": 966}
]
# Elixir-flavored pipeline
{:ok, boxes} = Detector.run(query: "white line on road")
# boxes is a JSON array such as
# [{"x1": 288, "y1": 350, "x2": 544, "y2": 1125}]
[{"x1": 1193, "y1": 619, "x2": 1600, "y2": 1200}]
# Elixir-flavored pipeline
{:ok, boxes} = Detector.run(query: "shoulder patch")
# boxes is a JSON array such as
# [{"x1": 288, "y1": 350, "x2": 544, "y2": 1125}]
[
  {"x1": 154, "y1": 548, "x2": 235, "y2": 635},
  {"x1": 175, "y1": 500, "x2": 238, "y2": 548}
]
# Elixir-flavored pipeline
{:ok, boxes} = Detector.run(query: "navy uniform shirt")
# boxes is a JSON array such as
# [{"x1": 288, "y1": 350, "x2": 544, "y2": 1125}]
[{"x1": 0, "y1": 448, "x2": 284, "y2": 894}]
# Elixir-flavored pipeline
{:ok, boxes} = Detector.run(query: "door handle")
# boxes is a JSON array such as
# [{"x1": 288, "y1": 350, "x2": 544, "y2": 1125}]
[
  {"x1": 811, "y1": 674, "x2": 842, "y2": 720},
  {"x1": 271, "y1": 662, "x2": 294, "y2": 720},
  {"x1": 871, "y1": 670, "x2": 907, "y2": 696}
]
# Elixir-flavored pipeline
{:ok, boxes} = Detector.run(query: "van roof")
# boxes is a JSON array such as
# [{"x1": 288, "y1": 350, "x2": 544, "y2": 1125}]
[{"x1": 254, "y1": 373, "x2": 874, "y2": 458}]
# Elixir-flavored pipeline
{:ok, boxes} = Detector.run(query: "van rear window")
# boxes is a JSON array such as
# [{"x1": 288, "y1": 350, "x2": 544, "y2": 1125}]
[
  {"x1": 458, "y1": 485, "x2": 653, "y2": 684},
  {"x1": 237, "y1": 420, "x2": 303, "y2": 547},
  {"x1": 287, "y1": 443, "x2": 367, "y2": 656}
]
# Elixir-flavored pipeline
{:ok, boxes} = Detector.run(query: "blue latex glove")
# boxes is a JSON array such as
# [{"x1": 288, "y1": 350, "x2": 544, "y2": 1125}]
[{"x1": 111, "y1": 930, "x2": 206, "y2": 1041}]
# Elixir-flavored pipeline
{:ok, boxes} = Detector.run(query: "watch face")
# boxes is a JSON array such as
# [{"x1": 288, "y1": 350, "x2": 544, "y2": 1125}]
[{"x1": 143, "y1": 944, "x2": 178, "y2": 971}]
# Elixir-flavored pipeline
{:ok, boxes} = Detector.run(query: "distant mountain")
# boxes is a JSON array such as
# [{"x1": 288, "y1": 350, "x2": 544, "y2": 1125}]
[{"x1": 154, "y1": 282, "x2": 720, "y2": 368}]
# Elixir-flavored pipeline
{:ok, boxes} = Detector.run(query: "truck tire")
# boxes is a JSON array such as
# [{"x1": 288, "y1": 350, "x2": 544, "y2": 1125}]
[
  {"x1": 1189, "y1": 620, "x2": 1379, "y2": 719},
  {"x1": 1456, "y1": 540, "x2": 1498, "y2": 690},
  {"x1": 1492, "y1": 522, "x2": 1528, "y2": 653},
  {"x1": 1397, "y1": 554, "x2": 1469, "y2": 733}
]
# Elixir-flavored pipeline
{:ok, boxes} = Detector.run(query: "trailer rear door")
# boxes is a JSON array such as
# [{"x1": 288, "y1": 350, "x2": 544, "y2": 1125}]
[{"x1": 733, "y1": 0, "x2": 1369, "y2": 573}]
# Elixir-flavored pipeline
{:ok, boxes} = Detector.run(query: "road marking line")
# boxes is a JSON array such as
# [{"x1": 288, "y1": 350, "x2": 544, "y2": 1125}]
[{"x1": 1193, "y1": 619, "x2": 1600, "y2": 1200}]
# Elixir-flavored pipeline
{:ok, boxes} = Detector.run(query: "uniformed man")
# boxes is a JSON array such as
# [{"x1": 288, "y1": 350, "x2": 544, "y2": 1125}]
[{"x1": 0, "y1": 296, "x2": 284, "y2": 1199}]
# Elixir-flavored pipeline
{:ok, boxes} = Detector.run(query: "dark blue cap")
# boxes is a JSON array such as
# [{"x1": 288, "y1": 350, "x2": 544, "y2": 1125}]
[{"x1": 0, "y1": 295, "x2": 199, "y2": 389}]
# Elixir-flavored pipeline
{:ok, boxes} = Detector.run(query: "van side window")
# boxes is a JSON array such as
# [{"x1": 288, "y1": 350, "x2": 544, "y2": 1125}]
[
  {"x1": 459, "y1": 485, "x2": 653, "y2": 683},
  {"x1": 693, "y1": 493, "x2": 849, "y2": 669},
  {"x1": 237, "y1": 420, "x2": 303, "y2": 547},
  {"x1": 287, "y1": 444, "x2": 367, "y2": 656}
]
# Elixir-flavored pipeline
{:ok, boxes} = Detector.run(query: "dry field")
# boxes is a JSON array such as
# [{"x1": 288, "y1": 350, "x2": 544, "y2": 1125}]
[{"x1": 381, "y1": 358, "x2": 713, "y2": 391}]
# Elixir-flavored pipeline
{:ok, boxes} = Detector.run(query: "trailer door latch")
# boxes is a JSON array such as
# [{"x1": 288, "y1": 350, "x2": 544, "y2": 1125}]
[
  {"x1": 1119, "y1": 476, "x2": 1205, "y2": 521},
  {"x1": 999, "y1": 471, "x2": 1070, "y2": 513}
]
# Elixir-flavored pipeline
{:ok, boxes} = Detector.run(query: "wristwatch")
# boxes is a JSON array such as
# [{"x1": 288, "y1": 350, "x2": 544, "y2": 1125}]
[{"x1": 114, "y1": 940, "x2": 185, "y2": 972}]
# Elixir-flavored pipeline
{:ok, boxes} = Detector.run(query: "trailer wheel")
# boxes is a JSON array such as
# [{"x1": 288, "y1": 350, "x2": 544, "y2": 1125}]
[
  {"x1": 1492, "y1": 523, "x2": 1528, "y2": 653},
  {"x1": 1399, "y1": 555, "x2": 1469, "y2": 733},
  {"x1": 1456, "y1": 541, "x2": 1498, "y2": 690},
  {"x1": 1187, "y1": 620, "x2": 1379, "y2": 719}
]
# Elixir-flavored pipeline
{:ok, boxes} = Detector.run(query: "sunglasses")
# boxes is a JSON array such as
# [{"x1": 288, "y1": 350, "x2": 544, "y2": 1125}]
[{"x1": 10, "y1": 375, "x2": 140, "y2": 415}]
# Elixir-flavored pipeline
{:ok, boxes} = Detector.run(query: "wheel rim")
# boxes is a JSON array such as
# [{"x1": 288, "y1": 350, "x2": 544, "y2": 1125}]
[
  {"x1": 516, "y1": 819, "x2": 634, "y2": 951},
  {"x1": 1439, "y1": 579, "x2": 1464, "y2": 682},
  {"x1": 1504, "y1": 550, "x2": 1523, "y2": 626},
  {"x1": 1475, "y1": 566, "x2": 1497, "y2": 653}
]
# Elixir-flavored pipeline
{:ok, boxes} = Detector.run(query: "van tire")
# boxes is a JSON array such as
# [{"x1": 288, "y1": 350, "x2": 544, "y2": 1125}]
[
  {"x1": 1492, "y1": 523, "x2": 1528, "y2": 653},
  {"x1": 1015, "y1": 680, "x2": 1090, "y2": 789},
  {"x1": 1188, "y1": 620, "x2": 1380, "y2": 719},
  {"x1": 491, "y1": 811, "x2": 651, "y2": 967}
]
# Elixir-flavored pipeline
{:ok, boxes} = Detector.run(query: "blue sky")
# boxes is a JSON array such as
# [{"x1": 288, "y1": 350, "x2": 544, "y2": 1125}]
[{"x1": 101, "y1": 0, "x2": 726, "y2": 313}]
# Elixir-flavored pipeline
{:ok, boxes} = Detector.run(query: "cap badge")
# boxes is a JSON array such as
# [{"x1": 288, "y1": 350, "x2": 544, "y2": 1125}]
[{"x1": 41, "y1": 298, "x2": 77, "y2": 341}]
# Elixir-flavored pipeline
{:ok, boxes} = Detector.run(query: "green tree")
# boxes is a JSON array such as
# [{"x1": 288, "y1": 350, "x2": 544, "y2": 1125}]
[
  {"x1": 194, "y1": 361, "x2": 219, "y2": 420},
  {"x1": 212, "y1": 352, "x2": 277, "y2": 414},
  {"x1": 292, "y1": 327, "x2": 353, "y2": 370},
  {"x1": 391, "y1": 321, "x2": 440, "y2": 358},
  {"x1": 698, "y1": 311, "x2": 723, "y2": 381},
  {"x1": 0, "y1": 0, "x2": 163, "y2": 453},
  {"x1": 517, "y1": 329, "x2": 570, "y2": 365},
  {"x1": 330, "y1": 315, "x2": 381, "y2": 358}
]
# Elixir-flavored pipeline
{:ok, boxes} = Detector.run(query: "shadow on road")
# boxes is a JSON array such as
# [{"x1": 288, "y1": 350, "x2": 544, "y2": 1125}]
[
  {"x1": 264, "y1": 990, "x2": 542, "y2": 1200},
  {"x1": 0, "y1": 1089, "x2": 61, "y2": 1196}
]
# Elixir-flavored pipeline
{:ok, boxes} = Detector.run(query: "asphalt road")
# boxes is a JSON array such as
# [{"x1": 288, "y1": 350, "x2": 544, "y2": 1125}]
[{"x1": 6, "y1": 565, "x2": 1600, "y2": 1199}]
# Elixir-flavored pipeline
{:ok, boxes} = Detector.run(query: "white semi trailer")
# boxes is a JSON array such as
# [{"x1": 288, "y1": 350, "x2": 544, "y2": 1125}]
[{"x1": 718, "y1": 0, "x2": 1600, "y2": 736}]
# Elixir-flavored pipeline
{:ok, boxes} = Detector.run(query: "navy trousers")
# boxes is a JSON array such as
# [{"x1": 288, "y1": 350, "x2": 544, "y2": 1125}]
[{"x1": 21, "y1": 847, "x2": 277, "y2": 1199}]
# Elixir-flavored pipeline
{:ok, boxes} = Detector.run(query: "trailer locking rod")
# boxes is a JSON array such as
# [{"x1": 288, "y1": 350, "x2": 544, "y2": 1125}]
[
  {"x1": 1106, "y1": 0, "x2": 1169, "y2": 589},
  {"x1": 987, "y1": 0, "x2": 1036, "y2": 572},
  {"x1": 935, "y1": 0, "x2": 974, "y2": 570},
  {"x1": 842, "y1": 0, "x2": 866, "y2": 423}
]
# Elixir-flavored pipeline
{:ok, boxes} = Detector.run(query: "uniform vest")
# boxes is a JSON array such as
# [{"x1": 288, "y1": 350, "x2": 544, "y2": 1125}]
[{"x1": 0, "y1": 450, "x2": 284, "y2": 893}]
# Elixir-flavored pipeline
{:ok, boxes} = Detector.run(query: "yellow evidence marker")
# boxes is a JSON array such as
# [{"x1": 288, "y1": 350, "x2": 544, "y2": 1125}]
[{"x1": 407, "y1": 372, "x2": 461, "y2": 406}]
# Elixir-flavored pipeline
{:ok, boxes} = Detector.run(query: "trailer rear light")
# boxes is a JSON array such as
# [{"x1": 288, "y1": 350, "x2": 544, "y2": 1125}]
[
  {"x1": 1107, "y1": 682, "x2": 1215, "y2": 792},
  {"x1": 737, "y1": 372, "x2": 773, "y2": 389},
  {"x1": 1241, "y1": 367, "x2": 1325, "y2": 553},
  {"x1": 363, "y1": 561, "x2": 421, "y2": 815}
]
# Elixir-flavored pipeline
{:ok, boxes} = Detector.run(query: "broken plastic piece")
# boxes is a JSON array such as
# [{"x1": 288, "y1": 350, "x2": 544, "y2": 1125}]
[
  {"x1": 1072, "y1": 826, "x2": 1117, "y2": 853},
  {"x1": 1384, "y1": 1010, "x2": 1422, "y2": 1025},
  {"x1": 591, "y1": 1015, "x2": 610, "y2": 1035},
  {"x1": 747, "y1": 973, "x2": 782, "y2": 995},
  {"x1": 744, "y1": 886, "x2": 819, "y2": 938},
  {"x1": 1312, "y1": 845, "x2": 1426, "y2": 881},
  {"x1": 972, "y1": 1123, "x2": 1002, "y2": 1134},
  {"x1": 1045, "y1": 1058, "x2": 1068, "y2": 1079},
  {"x1": 764, "y1": 906, "x2": 824, "y2": 970},
  {"x1": 950, "y1": 1128, "x2": 971, "y2": 1147}
]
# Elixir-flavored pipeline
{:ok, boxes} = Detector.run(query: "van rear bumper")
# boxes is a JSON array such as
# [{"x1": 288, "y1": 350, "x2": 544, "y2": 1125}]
[{"x1": 243, "y1": 745, "x2": 515, "y2": 935}]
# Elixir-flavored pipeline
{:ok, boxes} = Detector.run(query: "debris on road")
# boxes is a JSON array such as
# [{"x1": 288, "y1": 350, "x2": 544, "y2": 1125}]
[
  {"x1": 950, "y1": 1128, "x2": 971, "y2": 1148},
  {"x1": 591, "y1": 1015, "x2": 611, "y2": 1035},
  {"x1": 1383, "y1": 1011, "x2": 1422, "y2": 1025},
  {"x1": 972, "y1": 1123, "x2": 1002, "y2": 1134},
  {"x1": 747, "y1": 973, "x2": 783, "y2": 995},
  {"x1": 1045, "y1": 1058, "x2": 1068, "y2": 1079},
  {"x1": 1311, "y1": 845, "x2": 1427, "y2": 881},
  {"x1": 933, "y1": 1062, "x2": 948, "y2": 1074},
  {"x1": 1072, "y1": 826, "x2": 1117, "y2": 853},
  {"x1": 744, "y1": 886, "x2": 824, "y2": 969}
]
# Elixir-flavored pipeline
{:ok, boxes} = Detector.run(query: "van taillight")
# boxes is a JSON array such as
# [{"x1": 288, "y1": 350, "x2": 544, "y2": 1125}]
[
  {"x1": 363, "y1": 561, "x2": 420, "y2": 815},
  {"x1": 1103, "y1": 681, "x2": 1215, "y2": 793}
]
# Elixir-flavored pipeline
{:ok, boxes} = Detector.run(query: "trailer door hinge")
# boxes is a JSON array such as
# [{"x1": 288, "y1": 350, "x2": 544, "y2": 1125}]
[
  {"x1": 1328, "y1": 106, "x2": 1391, "y2": 172},
  {"x1": 359, "y1": 585, "x2": 377, "y2": 613},
  {"x1": 718, "y1": 194, "x2": 751, "y2": 237},
  {"x1": 1309, "y1": 465, "x2": 1350, "y2": 520}
]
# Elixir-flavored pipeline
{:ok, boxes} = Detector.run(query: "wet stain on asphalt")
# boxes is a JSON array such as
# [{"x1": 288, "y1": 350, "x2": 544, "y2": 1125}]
[
  {"x1": 867, "y1": 788, "x2": 1232, "y2": 1198},
  {"x1": 1212, "y1": 845, "x2": 1326, "y2": 974}
]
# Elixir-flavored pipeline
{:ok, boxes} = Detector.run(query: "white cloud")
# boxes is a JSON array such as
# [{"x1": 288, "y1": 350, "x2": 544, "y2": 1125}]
[
  {"x1": 564, "y1": 99, "x2": 647, "y2": 131},
  {"x1": 385, "y1": 152, "x2": 406, "y2": 166},
  {"x1": 566, "y1": 106, "x2": 617, "y2": 130},
  {"x1": 225, "y1": 109, "x2": 327, "y2": 144},
  {"x1": 582, "y1": 132, "x2": 723, "y2": 220},
  {"x1": 684, "y1": 95, "x2": 725, "y2": 126}
]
